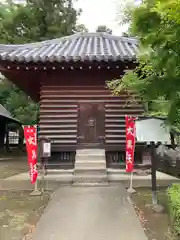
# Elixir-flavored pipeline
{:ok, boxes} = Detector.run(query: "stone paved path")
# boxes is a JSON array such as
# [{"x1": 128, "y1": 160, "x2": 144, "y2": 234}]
[{"x1": 33, "y1": 185, "x2": 147, "y2": 240}]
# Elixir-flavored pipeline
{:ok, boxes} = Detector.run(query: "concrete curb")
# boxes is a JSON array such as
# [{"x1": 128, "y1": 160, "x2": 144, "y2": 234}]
[
  {"x1": 0, "y1": 178, "x2": 179, "y2": 191},
  {"x1": 0, "y1": 169, "x2": 179, "y2": 191}
]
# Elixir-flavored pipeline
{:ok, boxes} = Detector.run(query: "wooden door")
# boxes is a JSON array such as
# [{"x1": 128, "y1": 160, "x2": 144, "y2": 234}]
[{"x1": 77, "y1": 103, "x2": 105, "y2": 147}]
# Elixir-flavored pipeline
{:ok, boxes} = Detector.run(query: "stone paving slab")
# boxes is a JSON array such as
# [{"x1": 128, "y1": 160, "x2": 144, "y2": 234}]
[
  {"x1": 33, "y1": 185, "x2": 147, "y2": 240},
  {"x1": 0, "y1": 158, "x2": 13, "y2": 161},
  {"x1": 5, "y1": 170, "x2": 180, "y2": 181},
  {"x1": 2, "y1": 170, "x2": 179, "y2": 190}
]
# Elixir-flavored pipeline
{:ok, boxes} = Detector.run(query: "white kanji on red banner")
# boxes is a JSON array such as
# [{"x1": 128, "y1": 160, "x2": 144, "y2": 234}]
[
  {"x1": 125, "y1": 116, "x2": 136, "y2": 173},
  {"x1": 126, "y1": 151, "x2": 132, "y2": 164},
  {"x1": 24, "y1": 126, "x2": 38, "y2": 184},
  {"x1": 127, "y1": 139, "x2": 133, "y2": 149},
  {"x1": 28, "y1": 136, "x2": 36, "y2": 146},
  {"x1": 127, "y1": 126, "x2": 134, "y2": 136},
  {"x1": 32, "y1": 149, "x2": 37, "y2": 160}
]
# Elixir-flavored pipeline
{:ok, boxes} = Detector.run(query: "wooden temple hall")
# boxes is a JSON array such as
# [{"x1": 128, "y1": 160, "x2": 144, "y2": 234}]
[{"x1": 0, "y1": 32, "x2": 146, "y2": 169}]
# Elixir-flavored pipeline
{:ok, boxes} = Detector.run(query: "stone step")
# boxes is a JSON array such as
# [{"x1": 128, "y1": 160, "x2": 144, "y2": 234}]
[
  {"x1": 76, "y1": 151, "x2": 105, "y2": 156},
  {"x1": 76, "y1": 149, "x2": 105, "y2": 154},
  {"x1": 74, "y1": 148, "x2": 107, "y2": 184},
  {"x1": 75, "y1": 155, "x2": 105, "y2": 161},
  {"x1": 74, "y1": 168, "x2": 107, "y2": 175},
  {"x1": 107, "y1": 169, "x2": 150, "y2": 176},
  {"x1": 75, "y1": 161, "x2": 106, "y2": 169},
  {"x1": 73, "y1": 174, "x2": 108, "y2": 183},
  {"x1": 46, "y1": 169, "x2": 73, "y2": 175},
  {"x1": 73, "y1": 182, "x2": 109, "y2": 187},
  {"x1": 75, "y1": 159, "x2": 106, "y2": 163}
]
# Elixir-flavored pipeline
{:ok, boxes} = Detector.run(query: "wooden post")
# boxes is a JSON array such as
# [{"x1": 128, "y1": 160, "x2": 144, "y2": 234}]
[
  {"x1": 41, "y1": 158, "x2": 47, "y2": 194},
  {"x1": 150, "y1": 141, "x2": 158, "y2": 205},
  {"x1": 5, "y1": 123, "x2": 9, "y2": 152}
]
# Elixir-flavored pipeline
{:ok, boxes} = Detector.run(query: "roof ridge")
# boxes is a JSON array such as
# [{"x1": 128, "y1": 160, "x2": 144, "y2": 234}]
[
  {"x1": 48, "y1": 32, "x2": 138, "y2": 44},
  {"x1": 0, "y1": 33, "x2": 83, "y2": 50},
  {"x1": 0, "y1": 32, "x2": 138, "y2": 52}
]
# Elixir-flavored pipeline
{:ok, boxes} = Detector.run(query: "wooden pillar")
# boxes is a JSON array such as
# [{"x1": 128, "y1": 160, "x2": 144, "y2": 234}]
[
  {"x1": 18, "y1": 124, "x2": 24, "y2": 150},
  {"x1": 4, "y1": 122, "x2": 10, "y2": 151},
  {"x1": 0, "y1": 121, "x2": 6, "y2": 148}
]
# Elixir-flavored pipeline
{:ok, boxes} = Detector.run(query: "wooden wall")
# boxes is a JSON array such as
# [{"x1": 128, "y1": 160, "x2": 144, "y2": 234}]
[
  {"x1": 39, "y1": 69, "x2": 144, "y2": 151},
  {"x1": 40, "y1": 85, "x2": 78, "y2": 149}
]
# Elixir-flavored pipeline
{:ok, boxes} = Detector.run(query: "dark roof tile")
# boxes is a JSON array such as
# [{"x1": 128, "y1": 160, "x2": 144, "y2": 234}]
[{"x1": 0, "y1": 32, "x2": 138, "y2": 63}]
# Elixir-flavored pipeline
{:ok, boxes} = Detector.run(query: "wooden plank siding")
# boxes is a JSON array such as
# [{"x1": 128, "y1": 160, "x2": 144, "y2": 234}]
[
  {"x1": 105, "y1": 102, "x2": 143, "y2": 145},
  {"x1": 39, "y1": 84, "x2": 144, "y2": 151}
]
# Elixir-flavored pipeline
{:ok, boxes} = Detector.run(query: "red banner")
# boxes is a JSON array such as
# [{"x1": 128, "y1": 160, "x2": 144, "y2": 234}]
[
  {"x1": 125, "y1": 116, "x2": 136, "y2": 173},
  {"x1": 24, "y1": 125, "x2": 38, "y2": 184}
]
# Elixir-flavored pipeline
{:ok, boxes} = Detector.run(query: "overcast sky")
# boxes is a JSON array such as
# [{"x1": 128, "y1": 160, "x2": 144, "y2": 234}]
[{"x1": 74, "y1": 0, "x2": 129, "y2": 35}]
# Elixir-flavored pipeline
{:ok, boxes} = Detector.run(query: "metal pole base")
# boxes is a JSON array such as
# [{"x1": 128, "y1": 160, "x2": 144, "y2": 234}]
[
  {"x1": 30, "y1": 180, "x2": 42, "y2": 196},
  {"x1": 152, "y1": 204, "x2": 164, "y2": 213},
  {"x1": 127, "y1": 172, "x2": 136, "y2": 194},
  {"x1": 152, "y1": 190, "x2": 158, "y2": 205},
  {"x1": 127, "y1": 187, "x2": 136, "y2": 194},
  {"x1": 30, "y1": 189, "x2": 42, "y2": 196},
  {"x1": 151, "y1": 191, "x2": 164, "y2": 213}
]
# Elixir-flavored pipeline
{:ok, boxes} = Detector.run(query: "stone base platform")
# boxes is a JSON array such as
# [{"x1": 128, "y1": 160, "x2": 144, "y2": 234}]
[{"x1": 0, "y1": 169, "x2": 179, "y2": 191}]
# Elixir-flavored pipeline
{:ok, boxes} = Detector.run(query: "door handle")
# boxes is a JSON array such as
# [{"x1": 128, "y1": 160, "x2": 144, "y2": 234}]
[{"x1": 88, "y1": 119, "x2": 96, "y2": 127}]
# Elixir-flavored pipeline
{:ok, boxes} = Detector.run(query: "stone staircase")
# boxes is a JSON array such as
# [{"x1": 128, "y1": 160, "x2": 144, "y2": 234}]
[{"x1": 73, "y1": 149, "x2": 108, "y2": 186}]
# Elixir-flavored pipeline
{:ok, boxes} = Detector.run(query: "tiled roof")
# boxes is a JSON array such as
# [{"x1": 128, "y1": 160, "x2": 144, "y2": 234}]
[
  {"x1": 0, "y1": 104, "x2": 20, "y2": 123},
  {"x1": 0, "y1": 104, "x2": 12, "y2": 119},
  {"x1": 0, "y1": 32, "x2": 138, "y2": 63}
]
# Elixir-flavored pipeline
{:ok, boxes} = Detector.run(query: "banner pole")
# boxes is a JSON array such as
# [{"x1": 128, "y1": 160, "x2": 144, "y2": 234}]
[
  {"x1": 127, "y1": 171, "x2": 136, "y2": 194},
  {"x1": 30, "y1": 163, "x2": 41, "y2": 196},
  {"x1": 30, "y1": 178, "x2": 41, "y2": 196},
  {"x1": 41, "y1": 164, "x2": 45, "y2": 194},
  {"x1": 130, "y1": 171, "x2": 133, "y2": 189}
]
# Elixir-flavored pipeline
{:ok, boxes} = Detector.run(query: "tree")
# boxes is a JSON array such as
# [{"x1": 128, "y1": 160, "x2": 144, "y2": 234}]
[
  {"x1": 0, "y1": 0, "x2": 82, "y2": 43},
  {"x1": 0, "y1": 79, "x2": 38, "y2": 124},
  {"x1": 96, "y1": 25, "x2": 112, "y2": 34},
  {"x1": 122, "y1": 32, "x2": 134, "y2": 37},
  {"x1": 118, "y1": 0, "x2": 136, "y2": 26},
  {"x1": 76, "y1": 24, "x2": 88, "y2": 33},
  {"x1": 108, "y1": 0, "x2": 180, "y2": 130},
  {"x1": 0, "y1": 0, "x2": 83, "y2": 124}
]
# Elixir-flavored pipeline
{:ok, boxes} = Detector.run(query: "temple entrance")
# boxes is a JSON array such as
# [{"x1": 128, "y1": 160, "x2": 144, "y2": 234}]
[{"x1": 77, "y1": 102, "x2": 105, "y2": 148}]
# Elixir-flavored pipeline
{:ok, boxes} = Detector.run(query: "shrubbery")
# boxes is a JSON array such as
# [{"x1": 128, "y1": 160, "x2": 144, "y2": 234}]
[{"x1": 167, "y1": 183, "x2": 180, "y2": 236}]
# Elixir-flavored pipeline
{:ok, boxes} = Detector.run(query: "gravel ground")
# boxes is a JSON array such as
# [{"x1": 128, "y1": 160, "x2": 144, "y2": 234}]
[
  {"x1": 132, "y1": 188, "x2": 178, "y2": 240},
  {"x1": 0, "y1": 190, "x2": 51, "y2": 240},
  {"x1": 0, "y1": 157, "x2": 28, "y2": 179}
]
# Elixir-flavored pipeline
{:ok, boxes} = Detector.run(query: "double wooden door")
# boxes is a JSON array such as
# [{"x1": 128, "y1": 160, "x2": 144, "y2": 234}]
[{"x1": 77, "y1": 103, "x2": 105, "y2": 148}]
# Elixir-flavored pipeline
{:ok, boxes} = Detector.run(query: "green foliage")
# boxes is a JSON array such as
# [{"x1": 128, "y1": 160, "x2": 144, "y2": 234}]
[
  {"x1": 118, "y1": 0, "x2": 137, "y2": 26},
  {"x1": 167, "y1": 184, "x2": 180, "y2": 236},
  {"x1": 76, "y1": 24, "x2": 88, "y2": 33},
  {"x1": 108, "y1": 0, "x2": 180, "y2": 130},
  {"x1": 0, "y1": 0, "x2": 82, "y2": 43},
  {"x1": 0, "y1": 0, "x2": 84, "y2": 124},
  {"x1": 0, "y1": 79, "x2": 38, "y2": 124},
  {"x1": 96, "y1": 25, "x2": 112, "y2": 34}
]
